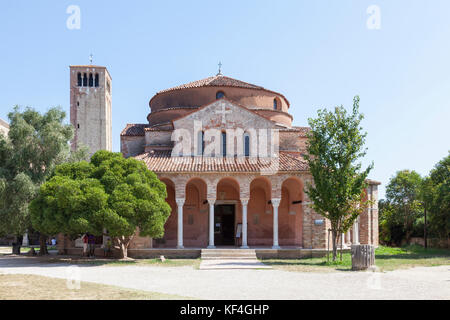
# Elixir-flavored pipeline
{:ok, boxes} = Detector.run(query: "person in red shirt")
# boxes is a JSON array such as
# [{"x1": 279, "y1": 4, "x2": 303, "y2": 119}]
[{"x1": 82, "y1": 233, "x2": 88, "y2": 257}]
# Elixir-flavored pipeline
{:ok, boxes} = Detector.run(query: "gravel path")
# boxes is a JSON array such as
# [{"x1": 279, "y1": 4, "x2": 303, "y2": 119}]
[{"x1": 0, "y1": 256, "x2": 448, "y2": 299}]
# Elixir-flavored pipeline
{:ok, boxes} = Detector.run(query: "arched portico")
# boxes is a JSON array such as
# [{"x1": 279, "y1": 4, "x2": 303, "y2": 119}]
[
  {"x1": 280, "y1": 176, "x2": 304, "y2": 246},
  {"x1": 153, "y1": 173, "x2": 308, "y2": 249},
  {"x1": 183, "y1": 178, "x2": 208, "y2": 248},
  {"x1": 248, "y1": 177, "x2": 273, "y2": 246}
]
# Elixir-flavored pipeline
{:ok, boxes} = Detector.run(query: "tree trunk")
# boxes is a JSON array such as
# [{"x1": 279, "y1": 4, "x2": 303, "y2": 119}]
[
  {"x1": 38, "y1": 234, "x2": 48, "y2": 255},
  {"x1": 115, "y1": 236, "x2": 133, "y2": 259},
  {"x1": 12, "y1": 235, "x2": 23, "y2": 255},
  {"x1": 331, "y1": 230, "x2": 338, "y2": 261},
  {"x1": 351, "y1": 244, "x2": 375, "y2": 270}
]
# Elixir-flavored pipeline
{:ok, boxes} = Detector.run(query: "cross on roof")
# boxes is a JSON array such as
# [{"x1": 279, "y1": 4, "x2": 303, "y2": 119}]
[
  {"x1": 217, "y1": 61, "x2": 222, "y2": 76},
  {"x1": 215, "y1": 104, "x2": 231, "y2": 124}
]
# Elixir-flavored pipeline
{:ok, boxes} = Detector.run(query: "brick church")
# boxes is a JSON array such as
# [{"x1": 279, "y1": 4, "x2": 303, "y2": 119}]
[{"x1": 64, "y1": 64, "x2": 379, "y2": 257}]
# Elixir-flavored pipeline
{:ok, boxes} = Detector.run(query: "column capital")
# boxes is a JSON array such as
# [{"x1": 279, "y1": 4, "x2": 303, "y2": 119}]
[
  {"x1": 241, "y1": 198, "x2": 249, "y2": 206},
  {"x1": 206, "y1": 198, "x2": 216, "y2": 204},
  {"x1": 175, "y1": 198, "x2": 185, "y2": 206},
  {"x1": 271, "y1": 198, "x2": 281, "y2": 207}
]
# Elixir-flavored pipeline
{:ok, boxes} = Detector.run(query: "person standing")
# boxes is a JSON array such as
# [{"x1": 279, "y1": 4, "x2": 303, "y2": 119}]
[
  {"x1": 88, "y1": 233, "x2": 96, "y2": 258},
  {"x1": 82, "y1": 233, "x2": 88, "y2": 257}
]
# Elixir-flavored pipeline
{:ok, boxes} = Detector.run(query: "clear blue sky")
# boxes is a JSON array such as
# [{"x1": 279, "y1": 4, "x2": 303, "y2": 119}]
[{"x1": 1, "y1": 1, "x2": 449, "y2": 199}]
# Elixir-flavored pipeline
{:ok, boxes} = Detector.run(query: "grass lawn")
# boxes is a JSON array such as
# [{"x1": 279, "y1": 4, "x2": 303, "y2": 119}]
[
  {"x1": 0, "y1": 246, "x2": 57, "y2": 255},
  {"x1": 0, "y1": 274, "x2": 192, "y2": 300},
  {"x1": 45, "y1": 256, "x2": 201, "y2": 268},
  {"x1": 262, "y1": 245, "x2": 450, "y2": 272}
]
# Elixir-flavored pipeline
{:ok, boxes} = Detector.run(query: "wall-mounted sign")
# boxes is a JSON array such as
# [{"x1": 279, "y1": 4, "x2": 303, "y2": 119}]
[{"x1": 314, "y1": 219, "x2": 324, "y2": 226}]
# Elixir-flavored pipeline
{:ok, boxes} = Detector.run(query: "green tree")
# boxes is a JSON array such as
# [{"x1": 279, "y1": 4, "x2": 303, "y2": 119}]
[
  {"x1": 304, "y1": 96, "x2": 373, "y2": 261},
  {"x1": 0, "y1": 106, "x2": 75, "y2": 254},
  {"x1": 30, "y1": 150, "x2": 171, "y2": 259},
  {"x1": 385, "y1": 170, "x2": 423, "y2": 244},
  {"x1": 427, "y1": 153, "x2": 450, "y2": 242}
]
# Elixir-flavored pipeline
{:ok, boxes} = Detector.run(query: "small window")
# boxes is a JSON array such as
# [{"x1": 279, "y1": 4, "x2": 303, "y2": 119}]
[
  {"x1": 107, "y1": 80, "x2": 111, "y2": 93},
  {"x1": 77, "y1": 101, "x2": 79, "y2": 106},
  {"x1": 244, "y1": 133, "x2": 250, "y2": 157},
  {"x1": 197, "y1": 131, "x2": 204, "y2": 155},
  {"x1": 273, "y1": 98, "x2": 278, "y2": 110},
  {"x1": 83, "y1": 73, "x2": 87, "y2": 87},
  {"x1": 216, "y1": 91, "x2": 225, "y2": 99},
  {"x1": 94, "y1": 73, "x2": 99, "y2": 87},
  {"x1": 221, "y1": 132, "x2": 226, "y2": 157},
  {"x1": 77, "y1": 124, "x2": 80, "y2": 129},
  {"x1": 77, "y1": 73, "x2": 82, "y2": 86}
]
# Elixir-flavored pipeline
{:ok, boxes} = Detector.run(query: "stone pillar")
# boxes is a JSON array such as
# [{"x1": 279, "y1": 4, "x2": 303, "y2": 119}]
[
  {"x1": 22, "y1": 232, "x2": 29, "y2": 247},
  {"x1": 353, "y1": 218, "x2": 360, "y2": 244},
  {"x1": 176, "y1": 198, "x2": 185, "y2": 249},
  {"x1": 207, "y1": 198, "x2": 216, "y2": 248},
  {"x1": 241, "y1": 199, "x2": 249, "y2": 249},
  {"x1": 272, "y1": 198, "x2": 281, "y2": 249}
]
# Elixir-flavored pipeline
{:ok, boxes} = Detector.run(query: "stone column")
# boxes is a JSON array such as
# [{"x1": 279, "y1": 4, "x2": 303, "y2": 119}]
[
  {"x1": 353, "y1": 219, "x2": 360, "y2": 244},
  {"x1": 176, "y1": 198, "x2": 185, "y2": 249},
  {"x1": 22, "y1": 232, "x2": 29, "y2": 247},
  {"x1": 272, "y1": 198, "x2": 281, "y2": 249},
  {"x1": 207, "y1": 198, "x2": 216, "y2": 248},
  {"x1": 241, "y1": 199, "x2": 249, "y2": 249}
]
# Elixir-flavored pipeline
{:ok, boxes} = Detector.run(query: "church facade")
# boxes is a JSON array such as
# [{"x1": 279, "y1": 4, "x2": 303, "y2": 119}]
[{"x1": 120, "y1": 73, "x2": 380, "y2": 251}]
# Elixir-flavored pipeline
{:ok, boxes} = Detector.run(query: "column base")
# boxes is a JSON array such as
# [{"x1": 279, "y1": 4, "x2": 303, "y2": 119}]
[
  {"x1": 272, "y1": 245, "x2": 280, "y2": 249},
  {"x1": 207, "y1": 245, "x2": 216, "y2": 249},
  {"x1": 240, "y1": 245, "x2": 249, "y2": 249},
  {"x1": 177, "y1": 245, "x2": 184, "y2": 249}
]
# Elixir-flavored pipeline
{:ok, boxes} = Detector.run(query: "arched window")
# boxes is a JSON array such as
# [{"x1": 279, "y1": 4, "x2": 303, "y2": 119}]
[
  {"x1": 197, "y1": 131, "x2": 204, "y2": 155},
  {"x1": 88, "y1": 73, "x2": 93, "y2": 87},
  {"x1": 94, "y1": 73, "x2": 99, "y2": 87},
  {"x1": 273, "y1": 98, "x2": 278, "y2": 110},
  {"x1": 83, "y1": 73, "x2": 87, "y2": 87},
  {"x1": 77, "y1": 73, "x2": 82, "y2": 86},
  {"x1": 221, "y1": 131, "x2": 227, "y2": 157},
  {"x1": 216, "y1": 91, "x2": 225, "y2": 99},
  {"x1": 244, "y1": 132, "x2": 250, "y2": 157}
]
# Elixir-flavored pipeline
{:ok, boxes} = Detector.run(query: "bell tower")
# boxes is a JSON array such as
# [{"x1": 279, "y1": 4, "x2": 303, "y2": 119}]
[{"x1": 69, "y1": 64, "x2": 112, "y2": 155}]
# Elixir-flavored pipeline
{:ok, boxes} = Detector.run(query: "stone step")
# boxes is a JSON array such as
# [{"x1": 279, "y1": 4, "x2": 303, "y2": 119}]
[
  {"x1": 201, "y1": 249, "x2": 255, "y2": 254},
  {"x1": 200, "y1": 248, "x2": 257, "y2": 260},
  {"x1": 201, "y1": 256, "x2": 257, "y2": 260}
]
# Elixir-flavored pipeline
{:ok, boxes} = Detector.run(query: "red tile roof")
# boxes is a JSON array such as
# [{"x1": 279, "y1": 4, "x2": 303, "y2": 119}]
[
  {"x1": 135, "y1": 150, "x2": 308, "y2": 173},
  {"x1": 120, "y1": 124, "x2": 149, "y2": 136},
  {"x1": 157, "y1": 75, "x2": 264, "y2": 94}
]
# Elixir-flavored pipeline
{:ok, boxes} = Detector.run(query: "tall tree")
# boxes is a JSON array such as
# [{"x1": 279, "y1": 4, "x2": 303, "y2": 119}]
[
  {"x1": 385, "y1": 170, "x2": 423, "y2": 244},
  {"x1": 304, "y1": 96, "x2": 373, "y2": 261},
  {"x1": 427, "y1": 153, "x2": 450, "y2": 242},
  {"x1": 0, "y1": 106, "x2": 79, "y2": 254},
  {"x1": 30, "y1": 150, "x2": 171, "y2": 259}
]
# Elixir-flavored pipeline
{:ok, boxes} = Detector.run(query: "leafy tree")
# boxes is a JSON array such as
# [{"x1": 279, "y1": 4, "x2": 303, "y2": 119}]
[
  {"x1": 427, "y1": 153, "x2": 450, "y2": 242},
  {"x1": 0, "y1": 106, "x2": 75, "y2": 254},
  {"x1": 385, "y1": 170, "x2": 423, "y2": 244},
  {"x1": 304, "y1": 96, "x2": 373, "y2": 261},
  {"x1": 30, "y1": 150, "x2": 171, "y2": 258}
]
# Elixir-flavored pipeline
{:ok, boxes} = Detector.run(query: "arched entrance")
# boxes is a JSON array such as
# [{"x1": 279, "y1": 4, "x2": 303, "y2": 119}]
[{"x1": 215, "y1": 177, "x2": 240, "y2": 246}]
